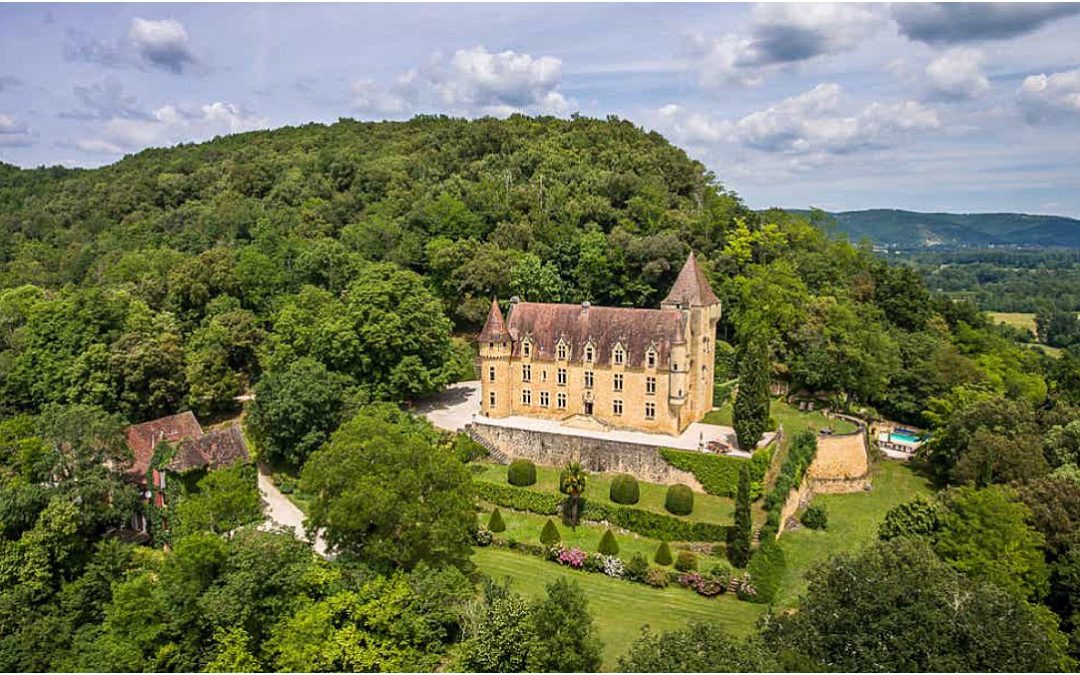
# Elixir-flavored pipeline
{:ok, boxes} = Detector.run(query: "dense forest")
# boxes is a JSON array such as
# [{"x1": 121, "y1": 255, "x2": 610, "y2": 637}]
[{"x1": 1, "y1": 115, "x2": 1079, "y2": 671}]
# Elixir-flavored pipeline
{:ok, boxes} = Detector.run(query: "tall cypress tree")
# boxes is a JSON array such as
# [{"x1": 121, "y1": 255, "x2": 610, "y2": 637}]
[
  {"x1": 728, "y1": 465, "x2": 752, "y2": 568},
  {"x1": 733, "y1": 332, "x2": 770, "y2": 451}
]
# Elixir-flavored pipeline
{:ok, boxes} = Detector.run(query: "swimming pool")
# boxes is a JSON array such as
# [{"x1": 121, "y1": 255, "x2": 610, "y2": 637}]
[{"x1": 888, "y1": 429, "x2": 923, "y2": 444}]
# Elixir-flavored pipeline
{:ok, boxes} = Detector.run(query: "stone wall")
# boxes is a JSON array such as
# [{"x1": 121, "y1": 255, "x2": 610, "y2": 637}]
[{"x1": 470, "y1": 421, "x2": 703, "y2": 490}]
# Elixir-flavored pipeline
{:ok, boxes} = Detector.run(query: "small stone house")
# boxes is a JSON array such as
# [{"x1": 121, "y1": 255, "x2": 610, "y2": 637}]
[{"x1": 124, "y1": 412, "x2": 250, "y2": 537}]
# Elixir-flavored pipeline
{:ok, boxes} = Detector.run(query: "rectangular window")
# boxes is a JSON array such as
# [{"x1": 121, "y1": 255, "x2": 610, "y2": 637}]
[
  {"x1": 557, "y1": 368, "x2": 567, "y2": 386},
  {"x1": 488, "y1": 366, "x2": 496, "y2": 382},
  {"x1": 646, "y1": 376, "x2": 656, "y2": 395},
  {"x1": 614, "y1": 347, "x2": 625, "y2": 365},
  {"x1": 646, "y1": 351, "x2": 656, "y2": 368},
  {"x1": 522, "y1": 364, "x2": 531, "y2": 382},
  {"x1": 645, "y1": 402, "x2": 656, "y2": 420},
  {"x1": 541, "y1": 369, "x2": 548, "y2": 382},
  {"x1": 584, "y1": 371, "x2": 594, "y2": 388},
  {"x1": 613, "y1": 373, "x2": 623, "y2": 392},
  {"x1": 556, "y1": 392, "x2": 567, "y2": 409},
  {"x1": 540, "y1": 391, "x2": 550, "y2": 407},
  {"x1": 613, "y1": 399, "x2": 623, "y2": 416},
  {"x1": 523, "y1": 341, "x2": 531, "y2": 357},
  {"x1": 522, "y1": 389, "x2": 531, "y2": 406},
  {"x1": 489, "y1": 391, "x2": 496, "y2": 407}
]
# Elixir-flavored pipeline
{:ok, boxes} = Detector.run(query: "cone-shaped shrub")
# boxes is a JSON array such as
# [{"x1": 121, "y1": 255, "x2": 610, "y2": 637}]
[
  {"x1": 609, "y1": 474, "x2": 640, "y2": 505},
  {"x1": 598, "y1": 529, "x2": 620, "y2": 556},
  {"x1": 675, "y1": 550, "x2": 698, "y2": 572},
  {"x1": 487, "y1": 508, "x2": 506, "y2": 533},
  {"x1": 507, "y1": 459, "x2": 537, "y2": 487},
  {"x1": 540, "y1": 518, "x2": 561, "y2": 545},
  {"x1": 655, "y1": 540, "x2": 673, "y2": 566},
  {"x1": 665, "y1": 483, "x2": 694, "y2": 515}
]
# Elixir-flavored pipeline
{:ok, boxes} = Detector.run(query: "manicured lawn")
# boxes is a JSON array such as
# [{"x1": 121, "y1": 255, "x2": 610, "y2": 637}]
[
  {"x1": 472, "y1": 546, "x2": 765, "y2": 669},
  {"x1": 478, "y1": 503, "x2": 726, "y2": 566},
  {"x1": 774, "y1": 460, "x2": 934, "y2": 607},
  {"x1": 475, "y1": 462, "x2": 734, "y2": 524},
  {"x1": 703, "y1": 399, "x2": 858, "y2": 436}
]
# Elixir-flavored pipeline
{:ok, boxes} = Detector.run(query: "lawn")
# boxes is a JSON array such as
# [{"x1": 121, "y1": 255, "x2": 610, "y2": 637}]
[
  {"x1": 475, "y1": 462, "x2": 735, "y2": 524},
  {"x1": 774, "y1": 460, "x2": 934, "y2": 607},
  {"x1": 703, "y1": 399, "x2": 857, "y2": 437},
  {"x1": 472, "y1": 546, "x2": 765, "y2": 669},
  {"x1": 989, "y1": 311, "x2": 1036, "y2": 332},
  {"x1": 478, "y1": 503, "x2": 725, "y2": 566}
]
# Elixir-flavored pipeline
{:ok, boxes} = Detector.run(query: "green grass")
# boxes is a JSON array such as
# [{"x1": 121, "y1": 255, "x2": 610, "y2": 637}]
[
  {"x1": 774, "y1": 460, "x2": 934, "y2": 607},
  {"x1": 478, "y1": 503, "x2": 723, "y2": 565},
  {"x1": 473, "y1": 546, "x2": 765, "y2": 669},
  {"x1": 989, "y1": 311, "x2": 1036, "y2": 332},
  {"x1": 703, "y1": 399, "x2": 857, "y2": 437},
  {"x1": 475, "y1": 462, "x2": 734, "y2": 524}
]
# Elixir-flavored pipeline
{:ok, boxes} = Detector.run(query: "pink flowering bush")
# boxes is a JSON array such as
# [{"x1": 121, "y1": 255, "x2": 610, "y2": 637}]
[
  {"x1": 556, "y1": 547, "x2": 587, "y2": 569},
  {"x1": 677, "y1": 571, "x2": 725, "y2": 597}
]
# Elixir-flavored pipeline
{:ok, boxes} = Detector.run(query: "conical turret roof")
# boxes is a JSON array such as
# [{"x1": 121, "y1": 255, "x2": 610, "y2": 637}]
[
  {"x1": 477, "y1": 298, "x2": 508, "y2": 342},
  {"x1": 662, "y1": 252, "x2": 719, "y2": 307}
]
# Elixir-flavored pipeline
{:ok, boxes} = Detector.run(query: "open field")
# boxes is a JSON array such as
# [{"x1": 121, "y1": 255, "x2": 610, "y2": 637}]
[
  {"x1": 703, "y1": 399, "x2": 858, "y2": 437},
  {"x1": 989, "y1": 311, "x2": 1036, "y2": 332},
  {"x1": 472, "y1": 546, "x2": 765, "y2": 669},
  {"x1": 475, "y1": 462, "x2": 735, "y2": 524},
  {"x1": 775, "y1": 460, "x2": 934, "y2": 607}
]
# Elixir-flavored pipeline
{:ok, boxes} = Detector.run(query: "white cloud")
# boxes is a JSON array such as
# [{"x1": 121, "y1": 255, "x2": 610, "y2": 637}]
[
  {"x1": 1018, "y1": 69, "x2": 1080, "y2": 122},
  {"x1": 655, "y1": 83, "x2": 941, "y2": 158},
  {"x1": 81, "y1": 101, "x2": 268, "y2": 155},
  {"x1": 0, "y1": 113, "x2": 34, "y2": 147},
  {"x1": 924, "y1": 48, "x2": 990, "y2": 100},
  {"x1": 690, "y1": 3, "x2": 888, "y2": 87},
  {"x1": 128, "y1": 18, "x2": 197, "y2": 73}
]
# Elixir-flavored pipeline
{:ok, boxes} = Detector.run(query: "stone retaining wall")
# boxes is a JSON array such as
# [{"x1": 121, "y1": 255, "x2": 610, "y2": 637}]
[{"x1": 470, "y1": 421, "x2": 703, "y2": 490}]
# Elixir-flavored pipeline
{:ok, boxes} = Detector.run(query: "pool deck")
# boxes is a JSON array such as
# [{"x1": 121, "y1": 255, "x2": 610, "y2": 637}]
[{"x1": 416, "y1": 381, "x2": 773, "y2": 456}]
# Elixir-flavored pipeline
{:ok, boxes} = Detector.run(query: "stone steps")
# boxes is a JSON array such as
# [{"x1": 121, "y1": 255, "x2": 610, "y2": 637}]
[{"x1": 467, "y1": 425, "x2": 510, "y2": 464}]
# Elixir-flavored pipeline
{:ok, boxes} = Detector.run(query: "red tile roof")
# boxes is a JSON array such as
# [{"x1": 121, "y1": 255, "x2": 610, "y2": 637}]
[
  {"x1": 505, "y1": 302, "x2": 685, "y2": 368},
  {"x1": 477, "y1": 298, "x2": 507, "y2": 342},
  {"x1": 124, "y1": 411, "x2": 204, "y2": 484},
  {"x1": 662, "y1": 252, "x2": 720, "y2": 307},
  {"x1": 165, "y1": 425, "x2": 250, "y2": 473}
]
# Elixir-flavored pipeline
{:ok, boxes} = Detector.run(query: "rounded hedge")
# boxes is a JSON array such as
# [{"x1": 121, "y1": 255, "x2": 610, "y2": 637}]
[
  {"x1": 664, "y1": 483, "x2": 695, "y2": 515},
  {"x1": 654, "y1": 541, "x2": 673, "y2": 566},
  {"x1": 609, "y1": 474, "x2": 640, "y2": 505},
  {"x1": 540, "y1": 518, "x2": 561, "y2": 545},
  {"x1": 802, "y1": 503, "x2": 828, "y2": 530},
  {"x1": 598, "y1": 529, "x2": 620, "y2": 556},
  {"x1": 508, "y1": 459, "x2": 537, "y2": 487},
  {"x1": 674, "y1": 550, "x2": 698, "y2": 572},
  {"x1": 487, "y1": 508, "x2": 506, "y2": 533}
]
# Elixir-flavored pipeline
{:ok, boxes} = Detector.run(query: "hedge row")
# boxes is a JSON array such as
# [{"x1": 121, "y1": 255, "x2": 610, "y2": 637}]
[
  {"x1": 475, "y1": 481, "x2": 730, "y2": 542},
  {"x1": 764, "y1": 431, "x2": 819, "y2": 526},
  {"x1": 659, "y1": 444, "x2": 774, "y2": 498}
]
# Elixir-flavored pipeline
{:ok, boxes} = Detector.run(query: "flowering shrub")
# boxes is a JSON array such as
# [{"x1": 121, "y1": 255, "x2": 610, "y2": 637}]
[
  {"x1": 546, "y1": 543, "x2": 566, "y2": 561},
  {"x1": 677, "y1": 571, "x2": 725, "y2": 596},
  {"x1": 645, "y1": 567, "x2": 670, "y2": 588},
  {"x1": 473, "y1": 527, "x2": 493, "y2": 546},
  {"x1": 555, "y1": 547, "x2": 588, "y2": 569},
  {"x1": 602, "y1": 555, "x2": 625, "y2": 579},
  {"x1": 734, "y1": 573, "x2": 758, "y2": 600},
  {"x1": 584, "y1": 553, "x2": 606, "y2": 573}
]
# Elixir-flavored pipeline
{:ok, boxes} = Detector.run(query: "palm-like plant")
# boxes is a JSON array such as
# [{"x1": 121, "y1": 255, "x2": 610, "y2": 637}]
[{"x1": 560, "y1": 461, "x2": 587, "y2": 527}]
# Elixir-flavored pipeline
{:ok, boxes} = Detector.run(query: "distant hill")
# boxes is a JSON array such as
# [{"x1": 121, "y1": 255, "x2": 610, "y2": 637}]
[{"x1": 787, "y1": 208, "x2": 1080, "y2": 249}]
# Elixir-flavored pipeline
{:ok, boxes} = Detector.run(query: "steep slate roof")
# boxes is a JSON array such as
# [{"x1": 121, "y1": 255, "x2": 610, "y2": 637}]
[
  {"x1": 124, "y1": 412, "x2": 204, "y2": 483},
  {"x1": 165, "y1": 425, "x2": 250, "y2": 473},
  {"x1": 662, "y1": 252, "x2": 720, "y2": 307},
  {"x1": 477, "y1": 298, "x2": 508, "y2": 342},
  {"x1": 505, "y1": 302, "x2": 684, "y2": 368}
]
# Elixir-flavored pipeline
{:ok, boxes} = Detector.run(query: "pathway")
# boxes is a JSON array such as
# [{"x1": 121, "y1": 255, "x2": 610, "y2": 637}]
[{"x1": 257, "y1": 466, "x2": 329, "y2": 557}]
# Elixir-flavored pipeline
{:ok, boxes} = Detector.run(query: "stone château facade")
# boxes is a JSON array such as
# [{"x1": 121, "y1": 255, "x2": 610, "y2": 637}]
[{"x1": 477, "y1": 252, "x2": 721, "y2": 436}]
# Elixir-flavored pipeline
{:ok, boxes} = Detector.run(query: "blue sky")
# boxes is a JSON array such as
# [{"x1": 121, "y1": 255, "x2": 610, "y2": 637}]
[{"x1": 2, "y1": 3, "x2": 1080, "y2": 216}]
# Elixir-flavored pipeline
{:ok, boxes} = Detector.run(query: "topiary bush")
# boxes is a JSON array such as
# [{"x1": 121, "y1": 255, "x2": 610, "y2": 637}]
[
  {"x1": 674, "y1": 550, "x2": 698, "y2": 572},
  {"x1": 654, "y1": 541, "x2": 673, "y2": 566},
  {"x1": 540, "y1": 518, "x2": 561, "y2": 545},
  {"x1": 664, "y1": 483, "x2": 695, "y2": 516},
  {"x1": 609, "y1": 474, "x2": 640, "y2": 505},
  {"x1": 598, "y1": 528, "x2": 620, "y2": 556},
  {"x1": 801, "y1": 503, "x2": 828, "y2": 530},
  {"x1": 507, "y1": 458, "x2": 537, "y2": 487},
  {"x1": 487, "y1": 508, "x2": 506, "y2": 533}
]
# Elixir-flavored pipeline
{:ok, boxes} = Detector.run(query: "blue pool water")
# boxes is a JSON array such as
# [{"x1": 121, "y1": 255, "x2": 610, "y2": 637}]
[{"x1": 889, "y1": 429, "x2": 922, "y2": 444}]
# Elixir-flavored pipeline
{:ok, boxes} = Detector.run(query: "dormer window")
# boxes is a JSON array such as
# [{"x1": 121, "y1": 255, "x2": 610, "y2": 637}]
[
  {"x1": 522, "y1": 338, "x2": 532, "y2": 358},
  {"x1": 556, "y1": 340, "x2": 569, "y2": 361},
  {"x1": 645, "y1": 348, "x2": 657, "y2": 369},
  {"x1": 613, "y1": 343, "x2": 626, "y2": 366},
  {"x1": 584, "y1": 343, "x2": 595, "y2": 363}
]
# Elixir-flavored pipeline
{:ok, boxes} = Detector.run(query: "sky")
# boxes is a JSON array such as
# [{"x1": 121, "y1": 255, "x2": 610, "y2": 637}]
[{"x1": 2, "y1": 2, "x2": 1080, "y2": 216}]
